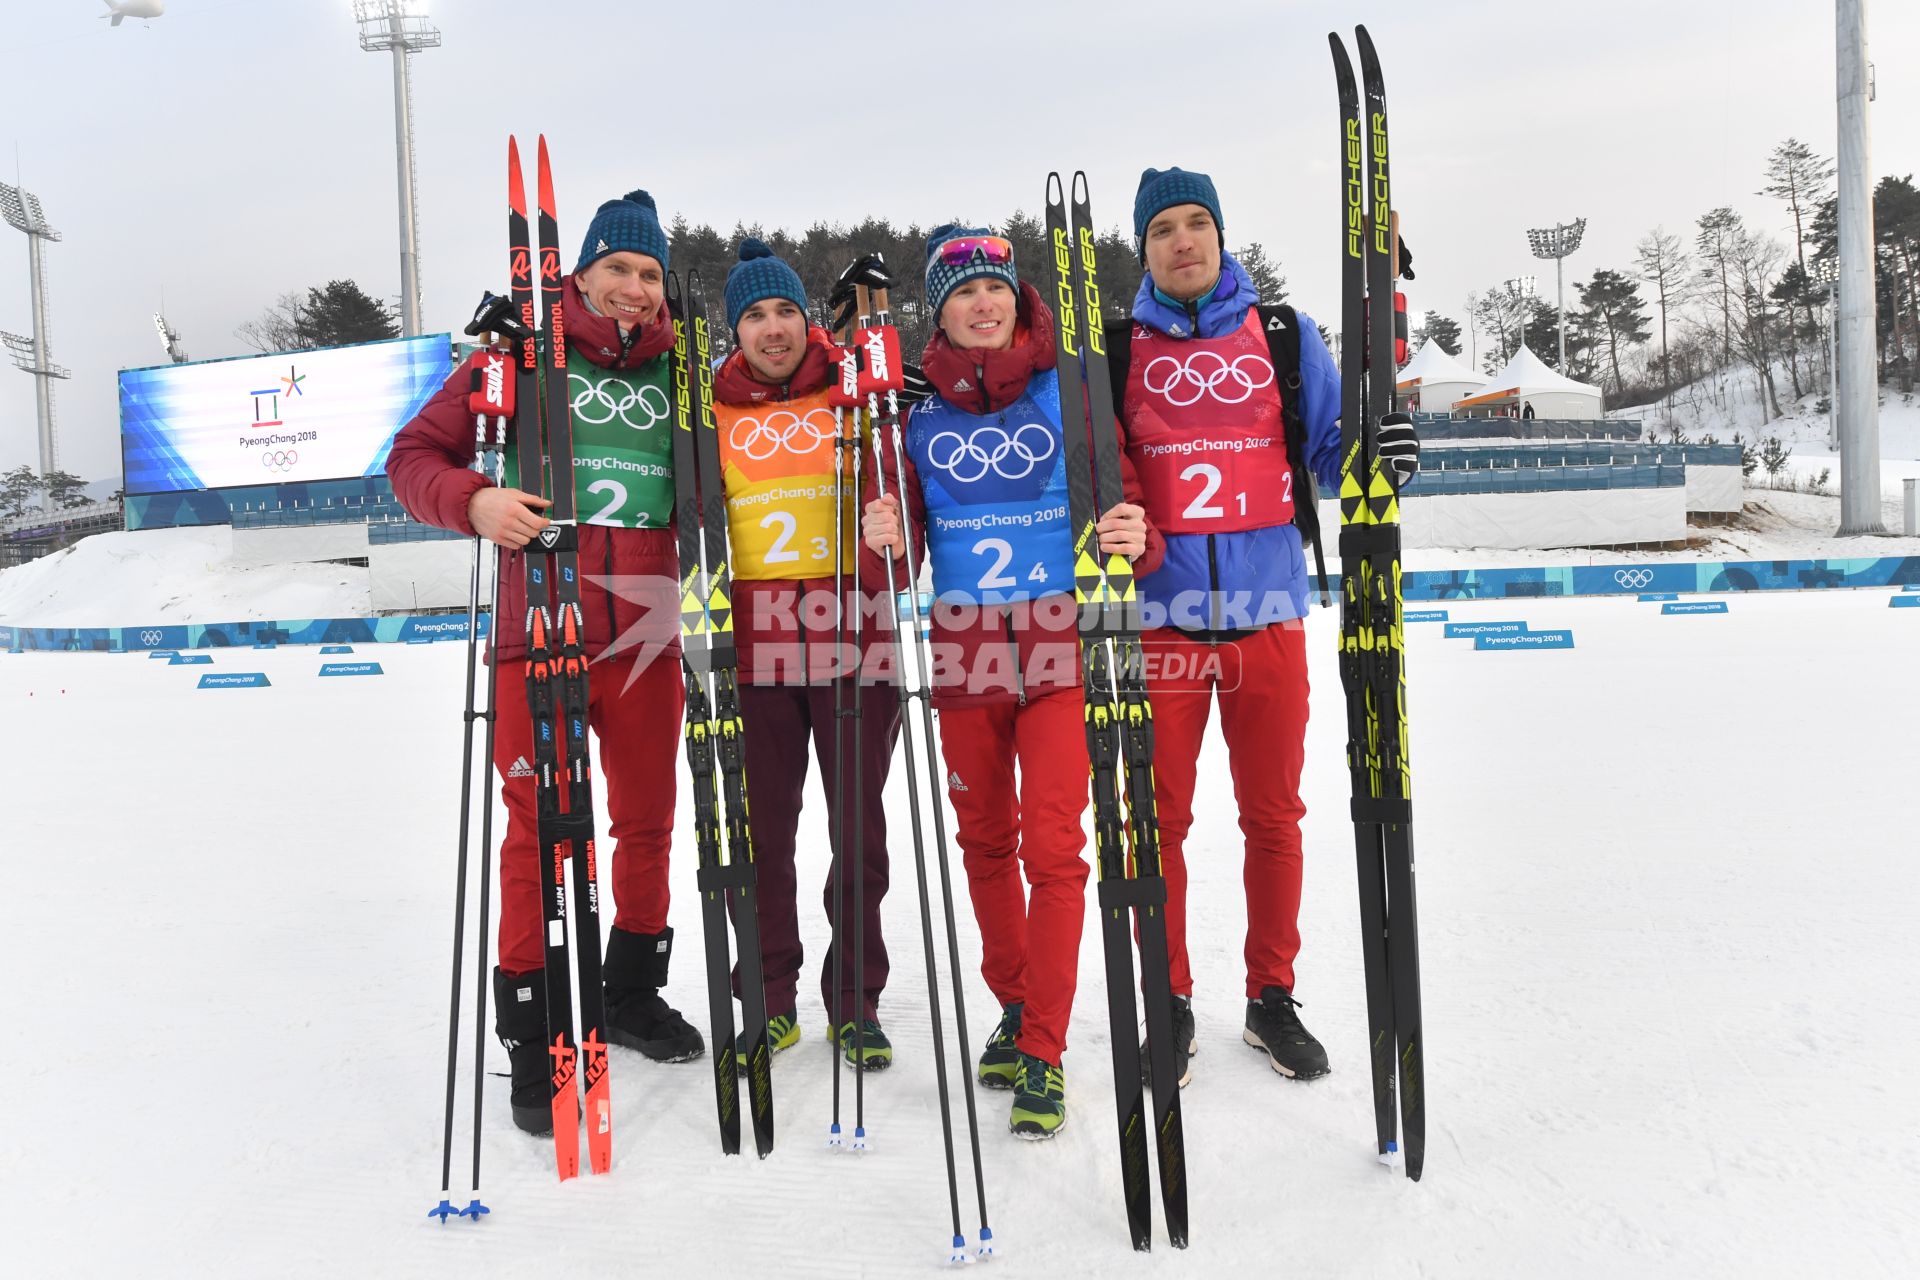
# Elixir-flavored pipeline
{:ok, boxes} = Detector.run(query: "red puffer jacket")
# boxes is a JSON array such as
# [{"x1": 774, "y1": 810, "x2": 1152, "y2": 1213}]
[
  {"x1": 386, "y1": 275, "x2": 680, "y2": 665},
  {"x1": 712, "y1": 326, "x2": 894, "y2": 686},
  {"x1": 859, "y1": 282, "x2": 1163, "y2": 709}
]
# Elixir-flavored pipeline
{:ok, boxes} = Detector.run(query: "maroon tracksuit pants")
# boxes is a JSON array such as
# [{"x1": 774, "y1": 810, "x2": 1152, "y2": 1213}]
[{"x1": 729, "y1": 679, "x2": 899, "y2": 1022}]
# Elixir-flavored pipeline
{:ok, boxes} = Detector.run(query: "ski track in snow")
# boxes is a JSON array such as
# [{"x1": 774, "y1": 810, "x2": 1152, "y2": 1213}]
[{"x1": 2, "y1": 590, "x2": 1918, "y2": 1277}]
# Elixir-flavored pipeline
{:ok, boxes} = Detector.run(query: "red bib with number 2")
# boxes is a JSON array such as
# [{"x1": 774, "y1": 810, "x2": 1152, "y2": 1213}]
[{"x1": 1122, "y1": 308, "x2": 1295, "y2": 535}]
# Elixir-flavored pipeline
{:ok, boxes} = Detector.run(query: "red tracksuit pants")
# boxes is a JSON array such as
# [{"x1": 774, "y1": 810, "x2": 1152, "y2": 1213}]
[
  {"x1": 1145, "y1": 621, "x2": 1310, "y2": 998},
  {"x1": 491, "y1": 652, "x2": 684, "y2": 975},
  {"x1": 938, "y1": 688, "x2": 1090, "y2": 1067}
]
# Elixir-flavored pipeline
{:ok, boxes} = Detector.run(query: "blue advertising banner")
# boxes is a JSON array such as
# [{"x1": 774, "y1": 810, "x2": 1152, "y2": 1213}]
[
  {"x1": 198, "y1": 672, "x2": 271, "y2": 689},
  {"x1": 1893, "y1": 596, "x2": 1919, "y2": 609},
  {"x1": 319, "y1": 645, "x2": 355, "y2": 654},
  {"x1": 319, "y1": 662, "x2": 385, "y2": 677},
  {"x1": 169, "y1": 654, "x2": 213, "y2": 666},
  {"x1": 1401, "y1": 556, "x2": 1920, "y2": 601},
  {"x1": 1475, "y1": 630, "x2": 1576, "y2": 651},
  {"x1": 1403, "y1": 610, "x2": 1450, "y2": 622},
  {"x1": 1663, "y1": 601, "x2": 1729, "y2": 615},
  {"x1": 1638, "y1": 593, "x2": 1679, "y2": 602},
  {"x1": 1444, "y1": 621, "x2": 1528, "y2": 638},
  {"x1": 6, "y1": 612, "x2": 489, "y2": 653}
]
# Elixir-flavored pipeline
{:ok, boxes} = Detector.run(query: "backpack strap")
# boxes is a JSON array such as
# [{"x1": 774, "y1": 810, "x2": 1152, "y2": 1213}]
[{"x1": 1257, "y1": 303, "x2": 1322, "y2": 555}]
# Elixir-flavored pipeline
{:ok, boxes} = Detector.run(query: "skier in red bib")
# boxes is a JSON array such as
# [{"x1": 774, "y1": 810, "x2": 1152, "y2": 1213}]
[{"x1": 1108, "y1": 167, "x2": 1419, "y2": 1087}]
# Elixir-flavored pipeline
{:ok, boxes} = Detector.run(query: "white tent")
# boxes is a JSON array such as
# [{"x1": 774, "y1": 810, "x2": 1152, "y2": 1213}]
[
  {"x1": 1396, "y1": 341, "x2": 1486, "y2": 412},
  {"x1": 1451, "y1": 346, "x2": 1604, "y2": 420}
]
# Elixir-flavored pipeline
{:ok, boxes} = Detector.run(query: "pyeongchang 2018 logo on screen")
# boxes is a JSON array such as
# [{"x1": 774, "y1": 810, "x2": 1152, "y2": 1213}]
[{"x1": 118, "y1": 335, "x2": 452, "y2": 495}]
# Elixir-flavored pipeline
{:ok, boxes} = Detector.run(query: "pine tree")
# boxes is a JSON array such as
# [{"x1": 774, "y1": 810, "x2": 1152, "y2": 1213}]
[
  {"x1": 1573, "y1": 269, "x2": 1652, "y2": 394},
  {"x1": 296, "y1": 280, "x2": 400, "y2": 349},
  {"x1": 1416, "y1": 311, "x2": 1461, "y2": 356},
  {"x1": 1234, "y1": 242, "x2": 1288, "y2": 303}
]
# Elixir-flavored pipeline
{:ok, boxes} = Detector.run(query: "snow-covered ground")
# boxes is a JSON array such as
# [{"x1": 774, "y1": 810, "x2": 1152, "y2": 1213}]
[
  {"x1": 4, "y1": 587, "x2": 1916, "y2": 1278},
  {"x1": 0, "y1": 525, "x2": 370, "y2": 625}
]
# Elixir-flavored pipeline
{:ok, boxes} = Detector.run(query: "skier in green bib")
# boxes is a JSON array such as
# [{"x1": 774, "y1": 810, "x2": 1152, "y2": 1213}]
[{"x1": 389, "y1": 189, "x2": 702, "y2": 1137}]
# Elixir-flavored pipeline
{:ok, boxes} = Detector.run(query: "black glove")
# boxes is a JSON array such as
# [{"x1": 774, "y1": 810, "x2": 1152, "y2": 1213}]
[
  {"x1": 1397, "y1": 235, "x2": 1415, "y2": 281},
  {"x1": 828, "y1": 253, "x2": 898, "y2": 334},
  {"x1": 1376, "y1": 412, "x2": 1420, "y2": 489}
]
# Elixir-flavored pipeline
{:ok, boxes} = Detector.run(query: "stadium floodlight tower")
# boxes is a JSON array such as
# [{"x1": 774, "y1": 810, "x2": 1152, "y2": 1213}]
[
  {"x1": 354, "y1": 0, "x2": 439, "y2": 338},
  {"x1": 1526, "y1": 218, "x2": 1587, "y2": 373},
  {"x1": 1834, "y1": 0, "x2": 1882, "y2": 535},
  {"x1": 0, "y1": 181, "x2": 72, "y2": 510}
]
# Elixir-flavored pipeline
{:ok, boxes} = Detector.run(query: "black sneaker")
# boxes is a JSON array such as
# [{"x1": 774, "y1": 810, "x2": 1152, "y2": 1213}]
[
  {"x1": 604, "y1": 927, "x2": 705, "y2": 1062},
  {"x1": 1243, "y1": 986, "x2": 1329, "y2": 1080},
  {"x1": 1140, "y1": 995, "x2": 1196, "y2": 1089},
  {"x1": 977, "y1": 1002, "x2": 1023, "y2": 1089}
]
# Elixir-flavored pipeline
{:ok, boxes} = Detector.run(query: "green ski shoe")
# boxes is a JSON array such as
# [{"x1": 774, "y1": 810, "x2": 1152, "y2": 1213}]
[
  {"x1": 977, "y1": 1002, "x2": 1023, "y2": 1090},
  {"x1": 734, "y1": 1013, "x2": 800, "y2": 1076},
  {"x1": 1008, "y1": 1052, "x2": 1066, "y2": 1140},
  {"x1": 832, "y1": 1020, "x2": 893, "y2": 1072}
]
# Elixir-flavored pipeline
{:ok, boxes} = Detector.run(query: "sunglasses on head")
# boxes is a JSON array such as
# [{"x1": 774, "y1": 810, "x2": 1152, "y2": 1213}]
[{"x1": 935, "y1": 236, "x2": 1015, "y2": 268}]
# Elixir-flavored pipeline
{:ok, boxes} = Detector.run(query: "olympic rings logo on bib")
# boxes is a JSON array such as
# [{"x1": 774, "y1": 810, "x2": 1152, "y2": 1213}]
[
  {"x1": 568, "y1": 373, "x2": 671, "y2": 430},
  {"x1": 925, "y1": 424, "x2": 1057, "y2": 483},
  {"x1": 1142, "y1": 351, "x2": 1275, "y2": 407},
  {"x1": 728, "y1": 408, "x2": 837, "y2": 461}
]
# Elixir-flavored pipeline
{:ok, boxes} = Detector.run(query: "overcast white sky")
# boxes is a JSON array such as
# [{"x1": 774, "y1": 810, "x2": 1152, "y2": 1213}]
[{"x1": 4, "y1": 0, "x2": 1918, "y2": 483}]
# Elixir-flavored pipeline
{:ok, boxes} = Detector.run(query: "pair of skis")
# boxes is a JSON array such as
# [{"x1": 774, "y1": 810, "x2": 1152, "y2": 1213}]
[
  {"x1": 1046, "y1": 172, "x2": 1188, "y2": 1252},
  {"x1": 1330, "y1": 26, "x2": 1426, "y2": 1181},
  {"x1": 503, "y1": 135, "x2": 612, "y2": 1181},
  {"x1": 664, "y1": 270, "x2": 776, "y2": 1160}
]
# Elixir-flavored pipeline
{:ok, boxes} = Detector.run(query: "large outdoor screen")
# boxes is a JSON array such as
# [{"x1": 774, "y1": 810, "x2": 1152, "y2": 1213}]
[{"x1": 118, "y1": 334, "x2": 452, "y2": 495}]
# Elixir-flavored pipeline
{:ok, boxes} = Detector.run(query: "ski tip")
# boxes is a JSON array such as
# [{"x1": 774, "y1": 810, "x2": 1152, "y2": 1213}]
[
  {"x1": 1071, "y1": 170, "x2": 1090, "y2": 206},
  {"x1": 1046, "y1": 171, "x2": 1064, "y2": 205},
  {"x1": 948, "y1": 1235, "x2": 969, "y2": 1265},
  {"x1": 977, "y1": 1226, "x2": 996, "y2": 1259},
  {"x1": 536, "y1": 136, "x2": 555, "y2": 214}
]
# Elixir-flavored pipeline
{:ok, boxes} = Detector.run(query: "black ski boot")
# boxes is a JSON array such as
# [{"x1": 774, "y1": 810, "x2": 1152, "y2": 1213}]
[
  {"x1": 1244, "y1": 985, "x2": 1330, "y2": 1080},
  {"x1": 604, "y1": 926, "x2": 705, "y2": 1062},
  {"x1": 493, "y1": 966, "x2": 554, "y2": 1136},
  {"x1": 1140, "y1": 994, "x2": 1196, "y2": 1089}
]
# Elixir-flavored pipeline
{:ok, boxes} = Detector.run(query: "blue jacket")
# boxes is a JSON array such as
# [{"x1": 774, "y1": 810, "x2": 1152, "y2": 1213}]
[{"x1": 1127, "y1": 252, "x2": 1343, "y2": 629}]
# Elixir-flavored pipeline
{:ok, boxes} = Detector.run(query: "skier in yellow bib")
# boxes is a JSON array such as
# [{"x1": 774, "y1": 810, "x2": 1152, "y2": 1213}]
[{"x1": 712, "y1": 239, "x2": 900, "y2": 1073}]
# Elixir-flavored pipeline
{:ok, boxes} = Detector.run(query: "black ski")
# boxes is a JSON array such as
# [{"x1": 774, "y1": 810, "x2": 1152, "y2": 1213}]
[
  {"x1": 691, "y1": 271, "x2": 776, "y2": 1159},
  {"x1": 666, "y1": 270, "x2": 775, "y2": 1158},
  {"x1": 526, "y1": 135, "x2": 613, "y2": 1177},
  {"x1": 1046, "y1": 170, "x2": 1188, "y2": 1252},
  {"x1": 1331, "y1": 26, "x2": 1425, "y2": 1182}
]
